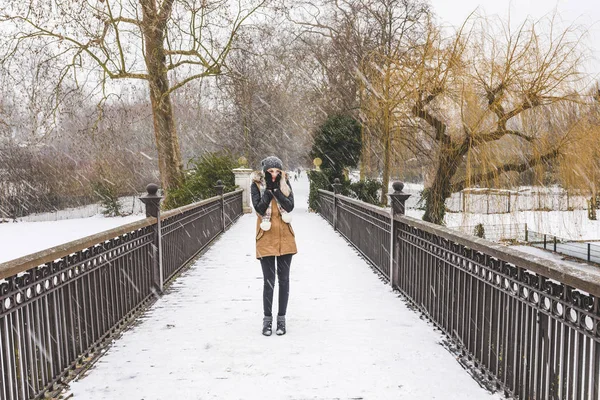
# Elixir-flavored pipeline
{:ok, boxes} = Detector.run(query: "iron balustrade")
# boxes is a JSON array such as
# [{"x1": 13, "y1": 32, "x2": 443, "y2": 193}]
[
  {"x1": 161, "y1": 198, "x2": 223, "y2": 282},
  {"x1": 161, "y1": 191, "x2": 243, "y2": 282},
  {"x1": 318, "y1": 187, "x2": 600, "y2": 400},
  {"x1": 223, "y1": 190, "x2": 244, "y2": 228},
  {"x1": 0, "y1": 187, "x2": 243, "y2": 400},
  {"x1": 336, "y1": 196, "x2": 391, "y2": 278},
  {"x1": 317, "y1": 190, "x2": 334, "y2": 226}
]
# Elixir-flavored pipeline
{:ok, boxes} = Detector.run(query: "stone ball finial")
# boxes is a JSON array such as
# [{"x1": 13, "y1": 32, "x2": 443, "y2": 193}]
[
  {"x1": 146, "y1": 183, "x2": 159, "y2": 196},
  {"x1": 392, "y1": 181, "x2": 404, "y2": 193}
]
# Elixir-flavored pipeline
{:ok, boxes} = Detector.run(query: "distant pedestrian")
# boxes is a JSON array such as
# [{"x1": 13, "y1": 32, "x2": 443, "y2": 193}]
[
  {"x1": 294, "y1": 173, "x2": 298, "y2": 181},
  {"x1": 251, "y1": 156, "x2": 297, "y2": 336}
]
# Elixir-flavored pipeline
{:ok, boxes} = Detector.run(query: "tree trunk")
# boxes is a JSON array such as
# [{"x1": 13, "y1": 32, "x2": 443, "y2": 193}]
[
  {"x1": 358, "y1": 68, "x2": 369, "y2": 181},
  {"x1": 359, "y1": 119, "x2": 367, "y2": 181},
  {"x1": 141, "y1": 5, "x2": 183, "y2": 193},
  {"x1": 381, "y1": 122, "x2": 391, "y2": 206},
  {"x1": 380, "y1": 62, "x2": 392, "y2": 207},
  {"x1": 423, "y1": 149, "x2": 460, "y2": 225},
  {"x1": 147, "y1": 75, "x2": 183, "y2": 192},
  {"x1": 362, "y1": 127, "x2": 372, "y2": 179}
]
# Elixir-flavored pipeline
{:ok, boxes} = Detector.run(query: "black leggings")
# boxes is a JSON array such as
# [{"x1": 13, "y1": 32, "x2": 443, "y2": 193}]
[{"x1": 260, "y1": 254, "x2": 293, "y2": 317}]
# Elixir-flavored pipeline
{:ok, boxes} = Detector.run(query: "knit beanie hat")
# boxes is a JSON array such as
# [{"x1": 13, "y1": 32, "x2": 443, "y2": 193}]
[{"x1": 261, "y1": 156, "x2": 283, "y2": 173}]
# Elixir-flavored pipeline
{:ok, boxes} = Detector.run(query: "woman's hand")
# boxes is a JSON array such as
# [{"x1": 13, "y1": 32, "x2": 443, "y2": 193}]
[{"x1": 265, "y1": 170, "x2": 281, "y2": 190}]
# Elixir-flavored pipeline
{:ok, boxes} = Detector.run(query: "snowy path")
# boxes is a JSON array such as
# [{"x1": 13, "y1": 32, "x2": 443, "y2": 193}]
[{"x1": 67, "y1": 175, "x2": 500, "y2": 400}]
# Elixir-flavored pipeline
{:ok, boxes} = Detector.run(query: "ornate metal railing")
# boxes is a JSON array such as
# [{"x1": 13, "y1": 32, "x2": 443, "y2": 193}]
[
  {"x1": 318, "y1": 186, "x2": 600, "y2": 400},
  {"x1": 0, "y1": 187, "x2": 243, "y2": 400},
  {"x1": 319, "y1": 190, "x2": 391, "y2": 278},
  {"x1": 316, "y1": 190, "x2": 334, "y2": 226}
]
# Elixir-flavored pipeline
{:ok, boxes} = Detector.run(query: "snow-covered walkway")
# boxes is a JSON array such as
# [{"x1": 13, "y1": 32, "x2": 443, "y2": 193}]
[{"x1": 67, "y1": 175, "x2": 500, "y2": 400}]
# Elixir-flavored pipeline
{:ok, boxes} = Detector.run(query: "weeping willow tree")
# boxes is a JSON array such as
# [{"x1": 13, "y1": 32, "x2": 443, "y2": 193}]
[
  {"x1": 558, "y1": 93, "x2": 600, "y2": 219},
  {"x1": 401, "y1": 14, "x2": 589, "y2": 225}
]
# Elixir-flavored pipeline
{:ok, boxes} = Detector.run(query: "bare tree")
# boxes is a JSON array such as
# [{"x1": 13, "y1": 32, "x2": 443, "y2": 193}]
[
  {"x1": 0, "y1": 0, "x2": 267, "y2": 194},
  {"x1": 214, "y1": 21, "x2": 318, "y2": 169},
  {"x1": 286, "y1": 0, "x2": 429, "y2": 204}
]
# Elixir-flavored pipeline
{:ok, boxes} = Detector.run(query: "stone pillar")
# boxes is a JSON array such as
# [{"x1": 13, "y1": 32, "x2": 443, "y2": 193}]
[{"x1": 233, "y1": 168, "x2": 253, "y2": 213}]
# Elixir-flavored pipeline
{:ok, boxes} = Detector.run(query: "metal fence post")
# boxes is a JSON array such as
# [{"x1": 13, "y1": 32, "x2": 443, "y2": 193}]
[
  {"x1": 140, "y1": 183, "x2": 164, "y2": 294},
  {"x1": 388, "y1": 182, "x2": 411, "y2": 288},
  {"x1": 331, "y1": 178, "x2": 342, "y2": 231},
  {"x1": 215, "y1": 180, "x2": 225, "y2": 231},
  {"x1": 588, "y1": 243, "x2": 591, "y2": 262},
  {"x1": 524, "y1": 223, "x2": 528, "y2": 242}
]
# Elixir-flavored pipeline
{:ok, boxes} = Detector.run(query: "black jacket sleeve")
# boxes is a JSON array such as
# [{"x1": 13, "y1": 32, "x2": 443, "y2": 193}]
[
  {"x1": 272, "y1": 180, "x2": 294, "y2": 212},
  {"x1": 251, "y1": 182, "x2": 273, "y2": 215}
]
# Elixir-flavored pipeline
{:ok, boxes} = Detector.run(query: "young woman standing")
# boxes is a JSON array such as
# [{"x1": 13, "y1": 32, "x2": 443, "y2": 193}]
[{"x1": 250, "y1": 156, "x2": 297, "y2": 336}]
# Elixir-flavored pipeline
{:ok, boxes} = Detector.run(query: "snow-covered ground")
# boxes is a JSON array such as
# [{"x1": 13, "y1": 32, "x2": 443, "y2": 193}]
[
  {"x1": 406, "y1": 207, "x2": 600, "y2": 266},
  {"x1": 513, "y1": 245, "x2": 600, "y2": 273},
  {"x1": 0, "y1": 214, "x2": 146, "y2": 263},
  {"x1": 65, "y1": 174, "x2": 501, "y2": 400},
  {"x1": 1, "y1": 195, "x2": 145, "y2": 223},
  {"x1": 405, "y1": 204, "x2": 600, "y2": 241}
]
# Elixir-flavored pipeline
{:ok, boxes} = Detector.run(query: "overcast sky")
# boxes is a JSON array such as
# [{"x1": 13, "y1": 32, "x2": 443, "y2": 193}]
[{"x1": 428, "y1": 0, "x2": 600, "y2": 79}]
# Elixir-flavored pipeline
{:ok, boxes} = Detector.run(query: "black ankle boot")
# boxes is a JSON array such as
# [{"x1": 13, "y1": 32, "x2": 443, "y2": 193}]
[
  {"x1": 262, "y1": 316, "x2": 272, "y2": 336},
  {"x1": 276, "y1": 315, "x2": 286, "y2": 335}
]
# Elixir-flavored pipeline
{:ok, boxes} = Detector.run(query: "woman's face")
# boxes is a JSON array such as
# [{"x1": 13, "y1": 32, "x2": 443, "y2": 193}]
[{"x1": 267, "y1": 168, "x2": 281, "y2": 181}]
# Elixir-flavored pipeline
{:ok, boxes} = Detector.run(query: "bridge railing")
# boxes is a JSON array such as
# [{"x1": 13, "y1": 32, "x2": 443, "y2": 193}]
[
  {"x1": 318, "y1": 185, "x2": 600, "y2": 400},
  {"x1": 0, "y1": 185, "x2": 243, "y2": 400}
]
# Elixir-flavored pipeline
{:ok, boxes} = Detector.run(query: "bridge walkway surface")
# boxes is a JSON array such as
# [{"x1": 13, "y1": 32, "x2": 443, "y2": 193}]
[{"x1": 65, "y1": 176, "x2": 501, "y2": 400}]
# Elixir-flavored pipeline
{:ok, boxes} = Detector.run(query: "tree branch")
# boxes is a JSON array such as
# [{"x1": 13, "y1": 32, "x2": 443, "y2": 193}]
[
  {"x1": 484, "y1": 83, "x2": 506, "y2": 122},
  {"x1": 502, "y1": 101, "x2": 535, "y2": 123},
  {"x1": 472, "y1": 129, "x2": 535, "y2": 145},
  {"x1": 166, "y1": 0, "x2": 267, "y2": 91},
  {"x1": 164, "y1": 49, "x2": 210, "y2": 68},
  {"x1": 8, "y1": 16, "x2": 148, "y2": 81},
  {"x1": 166, "y1": 70, "x2": 219, "y2": 94},
  {"x1": 412, "y1": 91, "x2": 450, "y2": 143},
  {"x1": 453, "y1": 148, "x2": 561, "y2": 191},
  {"x1": 104, "y1": 0, "x2": 127, "y2": 75},
  {"x1": 109, "y1": 17, "x2": 140, "y2": 26},
  {"x1": 158, "y1": 0, "x2": 175, "y2": 27}
]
